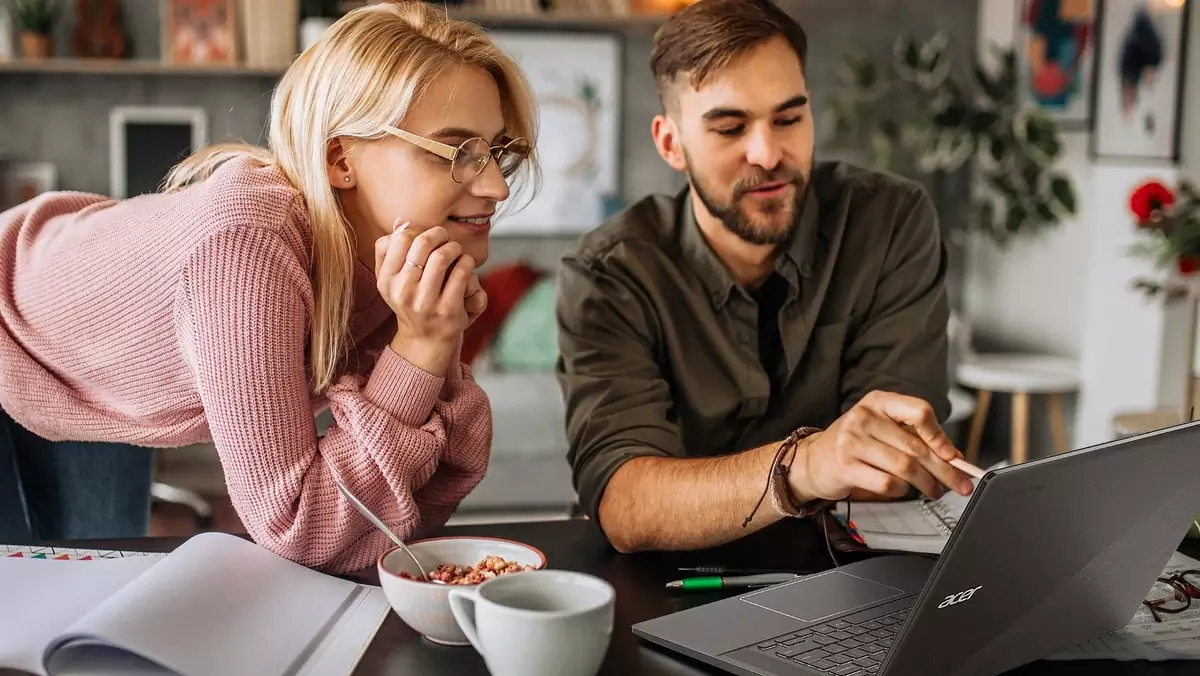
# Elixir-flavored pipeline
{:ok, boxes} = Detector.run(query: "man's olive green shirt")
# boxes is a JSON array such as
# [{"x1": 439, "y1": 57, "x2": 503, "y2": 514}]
[{"x1": 554, "y1": 162, "x2": 951, "y2": 522}]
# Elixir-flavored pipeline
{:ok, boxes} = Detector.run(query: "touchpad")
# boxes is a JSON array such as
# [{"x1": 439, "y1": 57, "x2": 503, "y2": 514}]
[{"x1": 739, "y1": 571, "x2": 905, "y2": 623}]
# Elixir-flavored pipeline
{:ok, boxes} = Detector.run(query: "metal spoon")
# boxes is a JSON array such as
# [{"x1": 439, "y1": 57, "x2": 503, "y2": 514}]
[{"x1": 332, "y1": 475, "x2": 442, "y2": 584}]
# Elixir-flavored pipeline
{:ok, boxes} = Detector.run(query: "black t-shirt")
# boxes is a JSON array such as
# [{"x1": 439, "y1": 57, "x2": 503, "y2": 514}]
[{"x1": 750, "y1": 273, "x2": 789, "y2": 398}]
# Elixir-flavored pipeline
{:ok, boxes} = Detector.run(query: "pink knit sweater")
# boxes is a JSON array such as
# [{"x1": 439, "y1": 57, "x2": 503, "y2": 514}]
[{"x1": 0, "y1": 157, "x2": 491, "y2": 573}]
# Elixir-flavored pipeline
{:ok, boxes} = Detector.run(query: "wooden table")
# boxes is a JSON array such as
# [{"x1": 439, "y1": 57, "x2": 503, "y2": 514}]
[{"x1": 13, "y1": 518, "x2": 1200, "y2": 676}]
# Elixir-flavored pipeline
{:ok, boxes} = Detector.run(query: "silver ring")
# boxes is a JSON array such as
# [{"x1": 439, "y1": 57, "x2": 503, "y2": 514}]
[{"x1": 404, "y1": 260, "x2": 424, "y2": 270}]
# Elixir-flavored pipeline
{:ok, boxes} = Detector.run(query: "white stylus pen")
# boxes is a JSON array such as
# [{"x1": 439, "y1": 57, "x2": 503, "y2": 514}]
[{"x1": 950, "y1": 458, "x2": 986, "y2": 479}]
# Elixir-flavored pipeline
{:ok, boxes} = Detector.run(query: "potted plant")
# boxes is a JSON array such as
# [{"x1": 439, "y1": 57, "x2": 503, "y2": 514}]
[
  {"x1": 1127, "y1": 178, "x2": 1200, "y2": 421},
  {"x1": 8, "y1": 0, "x2": 59, "y2": 60},
  {"x1": 300, "y1": 0, "x2": 340, "y2": 52},
  {"x1": 822, "y1": 36, "x2": 1078, "y2": 248}
]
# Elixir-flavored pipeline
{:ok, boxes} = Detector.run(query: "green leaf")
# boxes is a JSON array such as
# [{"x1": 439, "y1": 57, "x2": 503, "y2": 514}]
[
  {"x1": 1035, "y1": 200, "x2": 1056, "y2": 223},
  {"x1": 1006, "y1": 201, "x2": 1030, "y2": 233},
  {"x1": 932, "y1": 102, "x2": 969, "y2": 129},
  {"x1": 1049, "y1": 173, "x2": 1077, "y2": 216}
]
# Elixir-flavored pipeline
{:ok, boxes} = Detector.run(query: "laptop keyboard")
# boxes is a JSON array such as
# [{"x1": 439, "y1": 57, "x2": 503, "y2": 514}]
[{"x1": 753, "y1": 608, "x2": 907, "y2": 675}]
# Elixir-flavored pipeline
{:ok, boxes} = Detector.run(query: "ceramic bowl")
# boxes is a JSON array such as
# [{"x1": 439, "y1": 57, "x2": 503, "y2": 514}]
[{"x1": 377, "y1": 536, "x2": 548, "y2": 645}]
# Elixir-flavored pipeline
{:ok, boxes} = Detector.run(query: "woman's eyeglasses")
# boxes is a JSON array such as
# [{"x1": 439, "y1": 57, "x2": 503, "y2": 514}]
[
  {"x1": 1142, "y1": 569, "x2": 1200, "y2": 622},
  {"x1": 381, "y1": 125, "x2": 530, "y2": 184}
]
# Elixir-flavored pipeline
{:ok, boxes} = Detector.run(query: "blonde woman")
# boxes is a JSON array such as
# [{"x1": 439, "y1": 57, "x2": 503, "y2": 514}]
[{"x1": 0, "y1": 2, "x2": 537, "y2": 573}]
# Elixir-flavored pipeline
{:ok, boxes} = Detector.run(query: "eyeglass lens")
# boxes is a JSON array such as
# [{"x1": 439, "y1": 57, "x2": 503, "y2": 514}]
[
  {"x1": 451, "y1": 138, "x2": 530, "y2": 183},
  {"x1": 1143, "y1": 571, "x2": 1200, "y2": 621}
]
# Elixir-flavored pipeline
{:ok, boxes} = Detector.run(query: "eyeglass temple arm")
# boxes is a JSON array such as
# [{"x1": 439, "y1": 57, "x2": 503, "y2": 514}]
[{"x1": 382, "y1": 125, "x2": 459, "y2": 161}]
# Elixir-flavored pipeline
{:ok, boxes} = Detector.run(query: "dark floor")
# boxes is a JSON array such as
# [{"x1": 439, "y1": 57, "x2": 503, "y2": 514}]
[{"x1": 149, "y1": 495, "x2": 245, "y2": 538}]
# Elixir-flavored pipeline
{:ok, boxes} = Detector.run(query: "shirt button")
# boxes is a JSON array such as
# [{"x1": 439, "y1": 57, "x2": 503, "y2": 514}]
[{"x1": 738, "y1": 332, "x2": 751, "y2": 344}]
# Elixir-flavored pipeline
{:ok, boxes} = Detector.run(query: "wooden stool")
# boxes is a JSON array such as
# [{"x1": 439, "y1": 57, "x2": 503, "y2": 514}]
[
  {"x1": 1112, "y1": 409, "x2": 1189, "y2": 438},
  {"x1": 956, "y1": 353, "x2": 1080, "y2": 465}
]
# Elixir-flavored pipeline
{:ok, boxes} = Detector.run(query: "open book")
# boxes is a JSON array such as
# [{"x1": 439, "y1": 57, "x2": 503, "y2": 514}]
[
  {"x1": 834, "y1": 460, "x2": 1009, "y2": 554},
  {"x1": 0, "y1": 532, "x2": 388, "y2": 676}
]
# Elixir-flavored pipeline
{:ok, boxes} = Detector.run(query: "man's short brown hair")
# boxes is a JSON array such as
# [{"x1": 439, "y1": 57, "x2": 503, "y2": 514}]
[{"x1": 650, "y1": 0, "x2": 808, "y2": 109}]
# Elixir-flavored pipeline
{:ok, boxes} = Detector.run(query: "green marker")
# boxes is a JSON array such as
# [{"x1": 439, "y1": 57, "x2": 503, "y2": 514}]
[{"x1": 666, "y1": 573, "x2": 800, "y2": 590}]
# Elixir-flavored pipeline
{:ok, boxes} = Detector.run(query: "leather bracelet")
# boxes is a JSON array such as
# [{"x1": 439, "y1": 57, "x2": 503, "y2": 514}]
[
  {"x1": 743, "y1": 426, "x2": 825, "y2": 527},
  {"x1": 770, "y1": 427, "x2": 826, "y2": 518}
]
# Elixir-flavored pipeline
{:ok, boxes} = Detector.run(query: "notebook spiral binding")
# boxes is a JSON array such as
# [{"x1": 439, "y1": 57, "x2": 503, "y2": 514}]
[{"x1": 918, "y1": 499, "x2": 959, "y2": 534}]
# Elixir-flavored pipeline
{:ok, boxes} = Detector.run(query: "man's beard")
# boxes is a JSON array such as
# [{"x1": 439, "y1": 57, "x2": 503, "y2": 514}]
[{"x1": 686, "y1": 150, "x2": 809, "y2": 246}]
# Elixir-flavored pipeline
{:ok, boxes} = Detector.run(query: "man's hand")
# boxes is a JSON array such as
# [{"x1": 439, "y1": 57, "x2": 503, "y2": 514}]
[{"x1": 789, "y1": 390, "x2": 974, "y2": 504}]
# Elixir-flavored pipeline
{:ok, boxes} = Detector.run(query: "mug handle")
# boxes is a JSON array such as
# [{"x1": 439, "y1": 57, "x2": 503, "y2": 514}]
[{"x1": 447, "y1": 588, "x2": 485, "y2": 655}]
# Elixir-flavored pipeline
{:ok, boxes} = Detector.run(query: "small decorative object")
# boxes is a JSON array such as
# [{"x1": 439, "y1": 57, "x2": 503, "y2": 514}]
[
  {"x1": 240, "y1": 0, "x2": 298, "y2": 68},
  {"x1": 8, "y1": 0, "x2": 61, "y2": 60},
  {"x1": 300, "y1": 0, "x2": 339, "y2": 52},
  {"x1": 1, "y1": 160, "x2": 57, "y2": 210},
  {"x1": 0, "y1": 6, "x2": 13, "y2": 60},
  {"x1": 1093, "y1": 0, "x2": 1190, "y2": 160},
  {"x1": 1126, "y1": 177, "x2": 1200, "y2": 420},
  {"x1": 162, "y1": 0, "x2": 237, "y2": 66},
  {"x1": 109, "y1": 106, "x2": 207, "y2": 198},
  {"x1": 70, "y1": 0, "x2": 125, "y2": 58},
  {"x1": 823, "y1": 35, "x2": 1078, "y2": 248},
  {"x1": 1015, "y1": 0, "x2": 1097, "y2": 128}
]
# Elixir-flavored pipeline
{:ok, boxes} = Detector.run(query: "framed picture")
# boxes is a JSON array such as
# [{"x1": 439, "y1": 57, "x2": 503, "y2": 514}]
[
  {"x1": 2, "y1": 161, "x2": 57, "y2": 210},
  {"x1": 1015, "y1": 0, "x2": 1098, "y2": 127},
  {"x1": 1093, "y1": 0, "x2": 1191, "y2": 160},
  {"x1": 483, "y1": 30, "x2": 622, "y2": 235},
  {"x1": 109, "y1": 106, "x2": 208, "y2": 198},
  {"x1": 162, "y1": 0, "x2": 238, "y2": 65}
]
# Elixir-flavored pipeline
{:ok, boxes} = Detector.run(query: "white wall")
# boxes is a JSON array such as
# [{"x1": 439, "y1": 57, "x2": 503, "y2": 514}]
[
  {"x1": 968, "y1": 0, "x2": 1192, "y2": 452},
  {"x1": 1184, "y1": 0, "x2": 1200, "y2": 375},
  {"x1": 1075, "y1": 164, "x2": 1179, "y2": 446}
]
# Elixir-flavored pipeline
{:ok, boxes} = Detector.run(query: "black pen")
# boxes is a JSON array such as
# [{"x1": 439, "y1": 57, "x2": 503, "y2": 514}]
[{"x1": 678, "y1": 566, "x2": 808, "y2": 575}]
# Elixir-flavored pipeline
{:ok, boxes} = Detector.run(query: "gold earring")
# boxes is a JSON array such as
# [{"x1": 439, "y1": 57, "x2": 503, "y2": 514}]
[{"x1": 343, "y1": 176, "x2": 351, "y2": 183}]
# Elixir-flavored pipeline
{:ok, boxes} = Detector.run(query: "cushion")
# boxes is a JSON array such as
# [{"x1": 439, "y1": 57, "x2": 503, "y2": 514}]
[{"x1": 490, "y1": 277, "x2": 559, "y2": 372}]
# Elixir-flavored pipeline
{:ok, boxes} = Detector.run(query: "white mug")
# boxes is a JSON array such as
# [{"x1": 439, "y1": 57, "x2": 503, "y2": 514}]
[{"x1": 448, "y1": 569, "x2": 615, "y2": 676}]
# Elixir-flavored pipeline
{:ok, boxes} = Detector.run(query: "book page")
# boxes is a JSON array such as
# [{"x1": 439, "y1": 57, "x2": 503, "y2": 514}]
[
  {"x1": 45, "y1": 533, "x2": 358, "y2": 676},
  {"x1": 1047, "y1": 552, "x2": 1200, "y2": 661},
  {"x1": 0, "y1": 556, "x2": 160, "y2": 675},
  {"x1": 295, "y1": 585, "x2": 389, "y2": 676}
]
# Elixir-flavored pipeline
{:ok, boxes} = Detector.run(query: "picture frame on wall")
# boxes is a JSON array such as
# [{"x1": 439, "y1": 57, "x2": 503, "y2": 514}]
[
  {"x1": 483, "y1": 30, "x2": 622, "y2": 235},
  {"x1": 109, "y1": 106, "x2": 208, "y2": 198},
  {"x1": 1092, "y1": 0, "x2": 1191, "y2": 161},
  {"x1": 1014, "y1": 0, "x2": 1098, "y2": 128},
  {"x1": 161, "y1": 0, "x2": 239, "y2": 66}
]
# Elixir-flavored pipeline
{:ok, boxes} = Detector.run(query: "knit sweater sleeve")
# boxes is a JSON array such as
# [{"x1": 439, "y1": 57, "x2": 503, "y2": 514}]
[
  {"x1": 175, "y1": 226, "x2": 491, "y2": 574},
  {"x1": 411, "y1": 360, "x2": 493, "y2": 535}
]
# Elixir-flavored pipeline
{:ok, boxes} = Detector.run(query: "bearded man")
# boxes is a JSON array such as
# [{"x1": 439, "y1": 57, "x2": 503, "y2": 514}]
[{"x1": 554, "y1": 0, "x2": 972, "y2": 553}]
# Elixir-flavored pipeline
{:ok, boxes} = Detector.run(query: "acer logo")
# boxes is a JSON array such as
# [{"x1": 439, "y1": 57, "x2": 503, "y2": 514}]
[{"x1": 937, "y1": 585, "x2": 983, "y2": 609}]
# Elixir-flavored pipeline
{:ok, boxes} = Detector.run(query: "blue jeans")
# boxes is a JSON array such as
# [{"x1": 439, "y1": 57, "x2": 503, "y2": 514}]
[{"x1": 0, "y1": 409, "x2": 154, "y2": 541}]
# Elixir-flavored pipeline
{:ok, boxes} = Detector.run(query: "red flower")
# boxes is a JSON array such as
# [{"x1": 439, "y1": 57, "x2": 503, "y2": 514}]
[
  {"x1": 1179, "y1": 255, "x2": 1199, "y2": 276},
  {"x1": 1129, "y1": 181, "x2": 1175, "y2": 224}
]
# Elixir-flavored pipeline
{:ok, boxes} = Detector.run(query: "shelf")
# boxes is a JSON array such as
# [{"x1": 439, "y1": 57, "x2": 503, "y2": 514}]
[
  {"x1": 448, "y1": 9, "x2": 672, "y2": 30},
  {"x1": 0, "y1": 57, "x2": 284, "y2": 76},
  {"x1": 0, "y1": 10, "x2": 673, "y2": 76}
]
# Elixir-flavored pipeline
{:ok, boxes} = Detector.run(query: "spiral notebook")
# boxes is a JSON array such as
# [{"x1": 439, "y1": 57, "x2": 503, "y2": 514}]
[
  {"x1": 833, "y1": 460, "x2": 1008, "y2": 554},
  {"x1": 0, "y1": 532, "x2": 388, "y2": 676}
]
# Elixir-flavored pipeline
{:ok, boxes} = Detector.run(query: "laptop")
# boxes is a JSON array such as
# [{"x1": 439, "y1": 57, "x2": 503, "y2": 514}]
[{"x1": 633, "y1": 419, "x2": 1200, "y2": 676}]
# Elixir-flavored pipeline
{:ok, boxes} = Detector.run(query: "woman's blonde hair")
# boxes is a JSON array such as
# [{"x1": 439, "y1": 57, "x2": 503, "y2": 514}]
[{"x1": 163, "y1": 1, "x2": 539, "y2": 392}]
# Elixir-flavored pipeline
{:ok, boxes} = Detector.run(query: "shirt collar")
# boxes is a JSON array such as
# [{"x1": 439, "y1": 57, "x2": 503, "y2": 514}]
[{"x1": 678, "y1": 184, "x2": 821, "y2": 310}]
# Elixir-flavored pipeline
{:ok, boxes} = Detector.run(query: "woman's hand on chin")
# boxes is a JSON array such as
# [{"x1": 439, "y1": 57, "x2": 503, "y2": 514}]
[{"x1": 375, "y1": 220, "x2": 476, "y2": 377}]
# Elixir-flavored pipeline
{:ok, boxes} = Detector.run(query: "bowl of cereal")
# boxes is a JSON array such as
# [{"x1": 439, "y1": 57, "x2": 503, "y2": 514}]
[{"x1": 377, "y1": 536, "x2": 547, "y2": 645}]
